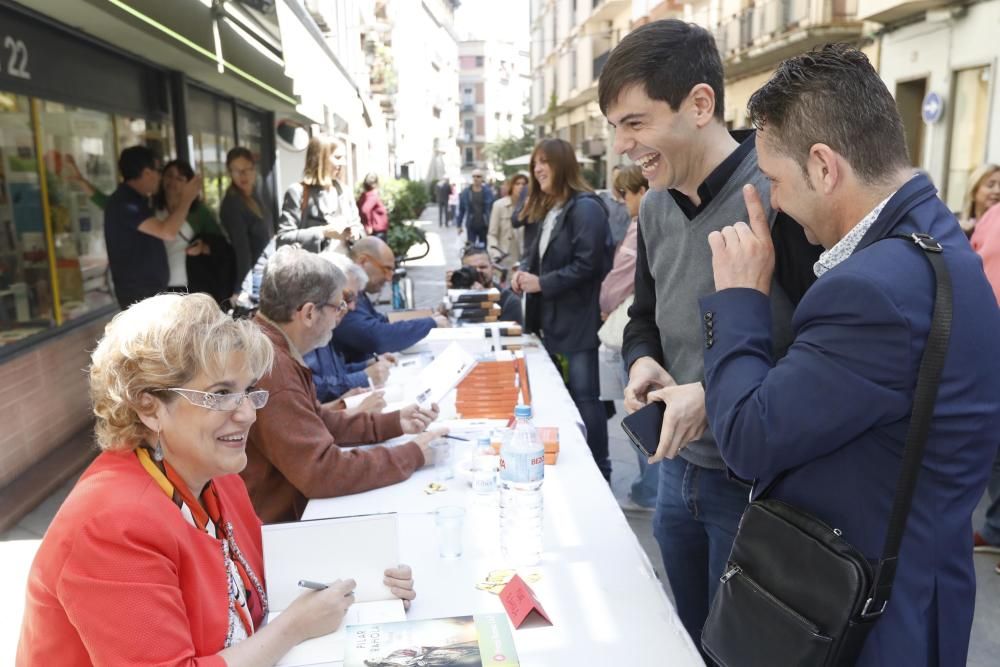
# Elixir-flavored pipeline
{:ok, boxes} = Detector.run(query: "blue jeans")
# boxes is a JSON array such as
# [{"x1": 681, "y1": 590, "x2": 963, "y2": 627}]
[
  {"x1": 630, "y1": 453, "x2": 660, "y2": 507},
  {"x1": 981, "y1": 446, "x2": 1000, "y2": 544},
  {"x1": 467, "y1": 225, "x2": 487, "y2": 247},
  {"x1": 564, "y1": 349, "x2": 611, "y2": 481},
  {"x1": 654, "y1": 456, "x2": 749, "y2": 647}
]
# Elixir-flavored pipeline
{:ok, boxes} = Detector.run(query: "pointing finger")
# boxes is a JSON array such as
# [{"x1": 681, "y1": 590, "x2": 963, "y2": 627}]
[{"x1": 742, "y1": 184, "x2": 769, "y2": 239}]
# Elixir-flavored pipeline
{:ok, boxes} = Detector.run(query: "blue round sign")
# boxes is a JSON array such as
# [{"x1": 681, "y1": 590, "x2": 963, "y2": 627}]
[{"x1": 922, "y1": 92, "x2": 944, "y2": 124}]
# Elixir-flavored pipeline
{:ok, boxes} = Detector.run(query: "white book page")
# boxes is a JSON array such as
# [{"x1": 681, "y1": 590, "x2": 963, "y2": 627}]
[{"x1": 262, "y1": 514, "x2": 399, "y2": 612}]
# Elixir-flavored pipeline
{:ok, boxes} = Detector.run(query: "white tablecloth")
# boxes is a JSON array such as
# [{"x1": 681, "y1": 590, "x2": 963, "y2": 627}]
[{"x1": 303, "y1": 337, "x2": 703, "y2": 666}]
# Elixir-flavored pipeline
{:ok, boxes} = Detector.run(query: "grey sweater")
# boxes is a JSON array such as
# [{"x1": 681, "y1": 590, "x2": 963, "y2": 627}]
[{"x1": 638, "y1": 149, "x2": 795, "y2": 469}]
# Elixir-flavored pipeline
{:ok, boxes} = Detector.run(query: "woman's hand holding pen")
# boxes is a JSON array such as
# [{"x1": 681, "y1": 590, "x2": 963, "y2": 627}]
[{"x1": 286, "y1": 578, "x2": 356, "y2": 642}]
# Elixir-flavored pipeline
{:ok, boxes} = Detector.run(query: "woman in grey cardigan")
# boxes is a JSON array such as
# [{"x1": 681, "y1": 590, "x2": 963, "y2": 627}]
[{"x1": 277, "y1": 134, "x2": 363, "y2": 254}]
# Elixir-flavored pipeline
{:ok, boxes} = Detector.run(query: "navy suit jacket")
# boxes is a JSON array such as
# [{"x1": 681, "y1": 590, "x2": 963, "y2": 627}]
[
  {"x1": 303, "y1": 343, "x2": 369, "y2": 403},
  {"x1": 522, "y1": 192, "x2": 613, "y2": 354},
  {"x1": 700, "y1": 174, "x2": 1000, "y2": 666},
  {"x1": 332, "y1": 292, "x2": 436, "y2": 363}
]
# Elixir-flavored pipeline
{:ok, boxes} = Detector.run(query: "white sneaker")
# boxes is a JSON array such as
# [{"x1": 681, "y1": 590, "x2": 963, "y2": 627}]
[{"x1": 618, "y1": 494, "x2": 655, "y2": 514}]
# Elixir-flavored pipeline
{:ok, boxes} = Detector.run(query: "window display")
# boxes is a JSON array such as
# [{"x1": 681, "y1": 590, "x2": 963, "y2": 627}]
[{"x1": 0, "y1": 92, "x2": 55, "y2": 345}]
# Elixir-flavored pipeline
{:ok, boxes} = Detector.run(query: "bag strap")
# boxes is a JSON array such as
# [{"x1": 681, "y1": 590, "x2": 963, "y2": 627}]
[
  {"x1": 861, "y1": 232, "x2": 952, "y2": 618},
  {"x1": 299, "y1": 184, "x2": 310, "y2": 221}
]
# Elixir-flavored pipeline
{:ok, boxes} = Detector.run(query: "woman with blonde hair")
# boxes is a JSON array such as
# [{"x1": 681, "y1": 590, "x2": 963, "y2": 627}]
[
  {"x1": 17, "y1": 293, "x2": 416, "y2": 665},
  {"x1": 278, "y1": 134, "x2": 363, "y2": 254},
  {"x1": 511, "y1": 138, "x2": 613, "y2": 480},
  {"x1": 487, "y1": 172, "x2": 528, "y2": 270},
  {"x1": 959, "y1": 163, "x2": 1000, "y2": 236}
]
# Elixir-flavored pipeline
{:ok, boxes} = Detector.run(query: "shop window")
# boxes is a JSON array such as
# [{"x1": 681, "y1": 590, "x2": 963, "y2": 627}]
[
  {"x1": 0, "y1": 92, "x2": 55, "y2": 346},
  {"x1": 36, "y1": 100, "x2": 118, "y2": 321},
  {"x1": 187, "y1": 86, "x2": 236, "y2": 214},
  {"x1": 116, "y1": 115, "x2": 174, "y2": 166},
  {"x1": 945, "y1": 66, "x2": 991, "y2": 212}
]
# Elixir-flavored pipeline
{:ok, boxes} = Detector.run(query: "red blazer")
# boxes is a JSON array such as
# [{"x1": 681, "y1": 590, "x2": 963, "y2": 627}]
[{"x1": 17, "y1": 451, "x2": 266, "y2": 666}]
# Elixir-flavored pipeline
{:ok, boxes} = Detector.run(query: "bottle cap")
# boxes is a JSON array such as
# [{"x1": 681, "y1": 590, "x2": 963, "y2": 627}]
[{"x1": 514, "y1": 405, "x2": 532, "y2": 418}]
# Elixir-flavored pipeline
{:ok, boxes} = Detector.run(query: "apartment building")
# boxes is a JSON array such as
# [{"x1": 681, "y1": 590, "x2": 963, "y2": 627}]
[
  {"x1": 529, "y1": 0, "x2": 633, "y2": 187},
  {"x1": 387, "y1": 0, "x2": 462, "y2": 183},
  {"x1": 530, "y1": 0, "x2": 866, "y2": 185},
  {"x1": 458, "y1": 40, "x2": 532, "y2": 180}
]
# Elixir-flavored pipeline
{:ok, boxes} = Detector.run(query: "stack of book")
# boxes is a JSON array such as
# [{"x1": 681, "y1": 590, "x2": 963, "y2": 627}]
[
  {"x1": 447, "y1": 288, "x2": 502, "y2": 323},
  {"x1": 536, "y1": 427, "x2": 560, "y2": 465},
  {"x1": 456, "y1": 356, "x2": 521, "y2": 418}
]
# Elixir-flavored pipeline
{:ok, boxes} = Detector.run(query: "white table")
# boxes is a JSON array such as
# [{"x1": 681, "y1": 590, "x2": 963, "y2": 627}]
[{"x1": 304, "y1": 337, "x2": 703, "y2": 666}]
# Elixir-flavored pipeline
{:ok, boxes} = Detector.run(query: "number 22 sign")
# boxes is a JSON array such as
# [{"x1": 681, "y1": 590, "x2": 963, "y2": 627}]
[{"x1": 2, "y1": 36, "x2": 31, "y2": 80}]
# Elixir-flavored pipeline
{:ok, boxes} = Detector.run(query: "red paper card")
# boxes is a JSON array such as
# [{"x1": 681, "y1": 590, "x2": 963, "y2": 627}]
[{"x1": 499, "y1": 574, "x2": 552, "y2": 628}]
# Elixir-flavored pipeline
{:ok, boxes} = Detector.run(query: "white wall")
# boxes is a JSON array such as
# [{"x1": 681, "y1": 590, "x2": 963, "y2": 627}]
[{"x1": 878, "y1": 1, "x2": 1000, "y2": 206}]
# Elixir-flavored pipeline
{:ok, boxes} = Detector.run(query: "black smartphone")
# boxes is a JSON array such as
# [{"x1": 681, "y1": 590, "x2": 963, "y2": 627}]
[{"x1": 621, "y1": 400, "x2": 666, "y2": 458}]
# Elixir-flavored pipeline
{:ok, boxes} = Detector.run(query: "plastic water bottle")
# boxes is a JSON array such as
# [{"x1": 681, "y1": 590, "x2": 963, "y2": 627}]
[{"x1": 499, "y1": 405, "x2": 545, "y2": 565}]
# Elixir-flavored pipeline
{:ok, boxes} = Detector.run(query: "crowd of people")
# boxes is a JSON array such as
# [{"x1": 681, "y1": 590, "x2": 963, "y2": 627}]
[{"x1": 11, "y1": 17, "x2": 1000, "y2": 667}]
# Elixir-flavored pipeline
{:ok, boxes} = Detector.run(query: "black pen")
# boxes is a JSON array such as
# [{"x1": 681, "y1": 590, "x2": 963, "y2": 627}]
[
  {"x1": 444, "y1": 434, "x2": 469, "y2": 442},
  {"x1": 298, "y1": 579, "x2": 328, "y2": 591}
]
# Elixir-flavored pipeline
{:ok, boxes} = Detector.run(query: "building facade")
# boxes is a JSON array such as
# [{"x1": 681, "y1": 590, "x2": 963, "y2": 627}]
[
  {"x1": 863, "y1": 0, "x2": 1000, "y2": 212},
  {"x1": 458, "y1": 40, "x2": 532, "y2": 180},
  {"x1": 529, "y1": 0, "x2": 634, "y2": 187},
  {"x1": 386, "y1": 0, "x2": 462, "y2": 183},
  {"x1": 529, "y1": 0, "x2": 867, "y2": 186}
]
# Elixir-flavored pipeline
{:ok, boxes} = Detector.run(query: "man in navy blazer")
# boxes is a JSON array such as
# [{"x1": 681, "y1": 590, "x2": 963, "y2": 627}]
[{"x1": 701, "y1": 45, "x2": 1000, "y2": 665}]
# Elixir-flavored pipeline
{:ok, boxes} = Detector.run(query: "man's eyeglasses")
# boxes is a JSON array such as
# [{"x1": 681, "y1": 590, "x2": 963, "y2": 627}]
[
  {"x1": 321, "y1": 300, "x2": 349, "y2": 314},
  {"x1": 232, "y1": 166, "x2": 256, "y2": 177},
  {"x1": 363, "y1": 253, "x2": 395, "y2": 277},
  {"x1": 165, "y1": 388, "x2": 269, "y2": 411}
]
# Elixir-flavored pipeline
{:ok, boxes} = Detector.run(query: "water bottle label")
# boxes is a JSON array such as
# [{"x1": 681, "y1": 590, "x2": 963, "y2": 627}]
[{"x1": 499, "y1": 450, "x2": 544, "y2": 483}]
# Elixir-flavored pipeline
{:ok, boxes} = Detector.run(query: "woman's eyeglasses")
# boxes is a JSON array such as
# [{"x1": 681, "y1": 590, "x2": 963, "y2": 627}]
[{"x1": 165, "y1": 388, "x2": 269, "y2": 411}]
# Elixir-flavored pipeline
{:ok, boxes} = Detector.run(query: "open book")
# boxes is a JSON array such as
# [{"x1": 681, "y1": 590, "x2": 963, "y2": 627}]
[
  {"x1": 262, "y1": 514, "x2": 408, "y2": 666},
  {"x1": 344, "y1": 342, "x2": 477, "y2": 413}
]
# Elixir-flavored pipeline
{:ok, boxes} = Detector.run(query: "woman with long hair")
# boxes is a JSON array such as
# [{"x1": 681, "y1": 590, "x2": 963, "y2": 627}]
[
  {"x1": 511, "y1": 138, "x2": 613, "y2": 480},
  {"x1": 959, "y1": 163, "x2": 1000, "y2": 236},
  {"x1": 277, "y1": 134, "x2": 363, "y2": 254},
  {"x1": 221, "y1": 147, "x2": 274, "y2": 301}
]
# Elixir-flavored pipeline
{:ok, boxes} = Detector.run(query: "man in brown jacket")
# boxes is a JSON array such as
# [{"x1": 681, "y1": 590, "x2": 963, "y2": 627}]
[{"x1": 243, "y1": 246, "x2": 445, "y2": 522}]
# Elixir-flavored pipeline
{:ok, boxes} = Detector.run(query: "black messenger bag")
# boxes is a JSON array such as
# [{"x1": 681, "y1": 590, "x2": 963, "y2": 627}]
[{"x1": 701, "y1": 233, "x2": 952, "y2": 666}]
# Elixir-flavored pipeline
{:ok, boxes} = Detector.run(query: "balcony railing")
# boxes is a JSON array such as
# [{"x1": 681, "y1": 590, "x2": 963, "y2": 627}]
[{"x1": 694, "y1": 0, "x2": 857, "y2": 58}]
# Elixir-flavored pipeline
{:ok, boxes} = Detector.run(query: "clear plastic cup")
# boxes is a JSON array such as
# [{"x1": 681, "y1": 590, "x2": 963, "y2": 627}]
[{"x1": 434, "y1": 506, "x2": 465, "y2": 558}]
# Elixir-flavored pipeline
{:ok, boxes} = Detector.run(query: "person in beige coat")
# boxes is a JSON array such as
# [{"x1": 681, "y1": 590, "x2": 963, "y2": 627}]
[{"x1": 487, "y1": 173, "x2": 528, "y2": 269}]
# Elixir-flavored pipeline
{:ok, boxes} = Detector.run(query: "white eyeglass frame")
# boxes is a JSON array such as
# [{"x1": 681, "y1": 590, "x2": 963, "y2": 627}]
[{"x1": 165, "y1": 388, "x2": 269, "y2": 411}]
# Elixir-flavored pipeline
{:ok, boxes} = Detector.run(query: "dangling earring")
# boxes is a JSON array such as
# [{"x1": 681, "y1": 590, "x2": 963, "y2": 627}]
[{"x1": 153, "y1": 430, "x2": 164, "y2": 462}]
